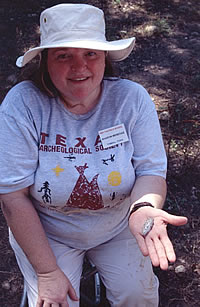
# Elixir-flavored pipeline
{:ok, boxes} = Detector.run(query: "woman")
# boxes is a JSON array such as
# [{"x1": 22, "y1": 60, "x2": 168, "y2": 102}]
[{"x1": 0, "y1": 4, "x2": 187, "y2": 307}]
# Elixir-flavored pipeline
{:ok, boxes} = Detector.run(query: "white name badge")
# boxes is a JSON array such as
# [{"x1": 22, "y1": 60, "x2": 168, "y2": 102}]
[{"x1": 98, "y1": 124, "x2": 129, "y2": 149}]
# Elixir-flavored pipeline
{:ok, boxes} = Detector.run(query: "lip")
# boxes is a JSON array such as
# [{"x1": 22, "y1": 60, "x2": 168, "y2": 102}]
[{"x1": 69, "y1": 77, "x2": 90, "y2": 82}]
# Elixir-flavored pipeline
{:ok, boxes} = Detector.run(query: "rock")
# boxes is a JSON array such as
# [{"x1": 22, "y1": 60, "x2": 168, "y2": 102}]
[
  {"x1": 175, "y1": 265, "x2": 186, "y2": 274},
  {"x1": 144, "y1": 25, "x2": 157, "y2": 36},
  {"x1": 159, "y1": 111, "x2": 169, "y2": 121},
  {"x1": 2, "y1": 281, "x2": 11, "y2": 290}
]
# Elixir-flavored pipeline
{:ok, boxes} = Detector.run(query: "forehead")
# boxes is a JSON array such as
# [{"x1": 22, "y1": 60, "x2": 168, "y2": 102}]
[{"x1": 48, "y1": 47, "x2": 103, "y2": 54}]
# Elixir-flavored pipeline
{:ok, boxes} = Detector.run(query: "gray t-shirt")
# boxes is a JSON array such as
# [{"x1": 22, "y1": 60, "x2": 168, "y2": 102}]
[{"x1": 0, "y1": 78, "x2": 167, "y2": 249}]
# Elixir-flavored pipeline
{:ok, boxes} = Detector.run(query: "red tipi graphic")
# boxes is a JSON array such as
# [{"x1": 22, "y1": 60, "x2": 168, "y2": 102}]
[{"x1": 66, "y1": 163, "x2": 104, "y2": 210}]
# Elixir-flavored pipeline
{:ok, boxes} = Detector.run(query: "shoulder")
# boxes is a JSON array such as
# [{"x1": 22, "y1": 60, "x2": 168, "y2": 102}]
[
  {"x1": 3, "y1": 81, "x2": 43, "y2": 102},
  {"x1": 103, "y1": 77, "x2": 145, "y2": 90},
  {"x1": 103, "y1": 78, "x2": 151, "y2": 101},
  {"x1": 103, "y1": 78, "x2": 155, "y2": 112},
  {"x1": 1, "y1": 81, "x2": 48, "y2": 114},
  {"x1": 0, "y1": 81, "x2": 51, "y2": 126}
]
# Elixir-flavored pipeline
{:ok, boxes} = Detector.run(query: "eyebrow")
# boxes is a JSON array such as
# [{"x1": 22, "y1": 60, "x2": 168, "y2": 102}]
[{"x1": 52, "y1": 48, "x2": 69, "y2": 53}]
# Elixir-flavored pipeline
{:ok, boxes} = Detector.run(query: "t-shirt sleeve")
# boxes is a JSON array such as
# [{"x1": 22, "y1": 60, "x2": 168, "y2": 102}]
[
  {"x1": 131, "y1": 85, "x2": 167, "y2": 179},
  {"x1": 0, "y1": 88, "x2": 39, "y2": 193}
]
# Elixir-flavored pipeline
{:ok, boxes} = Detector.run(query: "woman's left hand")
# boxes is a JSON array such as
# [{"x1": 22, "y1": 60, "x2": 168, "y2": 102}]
[{"x1": 129, "y1": 207, "x2": 188, "y2": 270}]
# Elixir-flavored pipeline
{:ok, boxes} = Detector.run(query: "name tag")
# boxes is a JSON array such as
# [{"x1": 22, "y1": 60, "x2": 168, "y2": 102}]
[{"x1": 98, "y1": 124, "x2": 129, "y2": 149}]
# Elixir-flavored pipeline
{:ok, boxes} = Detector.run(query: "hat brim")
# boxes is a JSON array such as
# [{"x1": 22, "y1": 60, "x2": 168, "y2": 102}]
[{"x1": 16, "y1": 37, "x2": 135, "y2": 67}]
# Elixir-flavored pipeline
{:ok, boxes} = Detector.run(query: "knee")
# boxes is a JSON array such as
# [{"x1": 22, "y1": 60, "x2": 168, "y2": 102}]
[{"x1": 106, "y1": 273, "x2": 159, "y2": 306}]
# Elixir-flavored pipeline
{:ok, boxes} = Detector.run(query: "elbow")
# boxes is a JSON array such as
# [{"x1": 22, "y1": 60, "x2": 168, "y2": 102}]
[
  {"x1": 0, "y1": 187, "x2": 30, "y2": 220},
  {"x1": 1, "y1": 199, "x2": 13, "y2": 220}
]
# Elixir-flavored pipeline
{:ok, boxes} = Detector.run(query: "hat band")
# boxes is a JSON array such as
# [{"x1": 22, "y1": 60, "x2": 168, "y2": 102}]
[{"x1": 41, "y1": 30, "x2": 106, "y2": 46}]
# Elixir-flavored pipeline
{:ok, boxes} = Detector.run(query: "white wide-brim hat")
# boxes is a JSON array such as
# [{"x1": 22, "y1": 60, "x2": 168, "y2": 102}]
[{"x1": 16, "y1": 3, "x2": 136, "y2": 68}]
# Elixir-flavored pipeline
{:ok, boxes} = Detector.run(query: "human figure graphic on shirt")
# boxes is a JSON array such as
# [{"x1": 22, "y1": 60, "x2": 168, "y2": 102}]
[
  {"x1": 38, "y1": 181, "x2": 52, "y2": 204},
  {"x1": 102, "y1": 153, "x2": 115, "y2": 165}
]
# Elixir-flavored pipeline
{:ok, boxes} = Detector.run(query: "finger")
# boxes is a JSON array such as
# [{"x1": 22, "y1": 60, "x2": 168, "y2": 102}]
[
  {"x1": 43, "y1": 301, "x2": 66, "y2": 307},
  {"x1": 36, "y1": 298, "x2": 44, "y2": 307},
  {"x1": 62, "y1": 301, "x2": 69, "y2": 307},
  {"x1": 160, "y1": 232, "x2": 176, "y2": 263},
  {"x1": 145, "y1": 236, "x2": 160, "y2": 267},
  {"x1": 169, "y1": 216, "x2": 188, "y2": 226},
  {"x1": 152, "y1": 236, "x2": 169, "y2": 270},
  {"x1": 134, "y1": 234, "x2": 149, "y2": 256},
  {"x1": 161, "y1": 212, "x2": 188, "y2": 226},
  {"x1": 37, "y1": 298, "x2": 66, "y2": 307},
  {"x1": 67, "y1": 284, "x2": 79, "y2": 302}
]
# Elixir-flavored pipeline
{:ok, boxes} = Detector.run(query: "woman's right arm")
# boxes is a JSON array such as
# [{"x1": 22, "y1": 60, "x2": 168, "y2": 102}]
[{"x1": 0, "y1": 188, "x2": 78, "y2": 306}]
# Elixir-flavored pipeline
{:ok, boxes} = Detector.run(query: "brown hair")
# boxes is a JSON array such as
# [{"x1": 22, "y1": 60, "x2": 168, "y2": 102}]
[{"x1": 28, "y1": 49, "x2": 117, "y2": 98}]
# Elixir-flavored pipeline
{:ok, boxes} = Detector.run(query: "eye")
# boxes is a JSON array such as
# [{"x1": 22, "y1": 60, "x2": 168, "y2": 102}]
[
  {"x1": 86, "y1": 51, "x2": 97, "y2": 58},
  {"x1": 56, "y1": 53, "x2": 71, "y2": 61}
]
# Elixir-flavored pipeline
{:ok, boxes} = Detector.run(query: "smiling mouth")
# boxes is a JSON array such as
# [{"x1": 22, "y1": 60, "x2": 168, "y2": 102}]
[{"x1": 70, "y1": 77, "x2": 89, "y2": 82}]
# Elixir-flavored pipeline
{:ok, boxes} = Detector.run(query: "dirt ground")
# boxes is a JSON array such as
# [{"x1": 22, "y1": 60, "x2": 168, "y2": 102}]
[{"x1": 0, "y1": 0, "x2": 200, "y2": 306}]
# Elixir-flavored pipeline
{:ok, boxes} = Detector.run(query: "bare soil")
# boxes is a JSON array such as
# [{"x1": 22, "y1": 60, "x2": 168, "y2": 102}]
[{"x1": 0, "y1": 1, "x2": 200, "y2": 306}]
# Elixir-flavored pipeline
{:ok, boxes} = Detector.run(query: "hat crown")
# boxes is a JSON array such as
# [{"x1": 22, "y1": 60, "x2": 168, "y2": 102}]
[{"x1": 40, "y1": 4, "x2": 106, "y2": 45}]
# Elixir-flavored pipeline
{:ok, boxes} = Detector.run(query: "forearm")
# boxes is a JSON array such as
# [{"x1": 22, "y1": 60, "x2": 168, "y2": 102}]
[
  {"x1": 130, "y1": 175, "x2": 167, "y2": 210},
  {"x1": 0, "y1": 188, "x2": 57, "y2": 274}
]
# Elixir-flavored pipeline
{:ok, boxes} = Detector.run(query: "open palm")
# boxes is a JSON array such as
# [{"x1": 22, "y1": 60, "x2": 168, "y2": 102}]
[{"x1": 129, "y1": 207, "x2": 188, "y2": 270}]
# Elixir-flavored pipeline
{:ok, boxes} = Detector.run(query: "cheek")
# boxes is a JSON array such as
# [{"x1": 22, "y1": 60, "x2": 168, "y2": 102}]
[
  {"x1": 48, "y1": 64, "x2": 67, "y2": 87},
  {"x1": 94, "y1": 60, "x2": 106, "y2": 79}
]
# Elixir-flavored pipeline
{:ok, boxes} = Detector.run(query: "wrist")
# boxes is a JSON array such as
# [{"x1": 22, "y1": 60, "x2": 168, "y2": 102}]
[
  {"x1": 34, "y1": 257, "x2": 58, "y2": 275},
  {"x1": 129, "y1": 202, "x2": 154, "y2": 220},
  {"x1": 36, "y1": 264, "x2": 60, "y2": 276}
]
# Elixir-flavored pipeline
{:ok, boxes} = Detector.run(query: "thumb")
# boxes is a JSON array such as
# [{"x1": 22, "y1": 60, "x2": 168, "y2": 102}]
[
  {"x1": 164, "y1": 212, "x2": 188, "y2": 226},
  {"x1": 68, "y1": 283, "x2": 79, "y2": 301}
]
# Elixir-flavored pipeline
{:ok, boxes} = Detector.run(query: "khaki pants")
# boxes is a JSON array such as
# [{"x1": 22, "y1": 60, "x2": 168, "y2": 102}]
[{"x1": 9, "y1": 226, "x2": 159, "y2": 307}]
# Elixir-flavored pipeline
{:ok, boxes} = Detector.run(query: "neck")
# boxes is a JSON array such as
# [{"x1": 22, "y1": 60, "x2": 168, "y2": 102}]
[
  {"x1": 61, "y1": 99, "x2": 98, "y2": 115},
  {"x1": 60, "y1": 86, "x2": 102, "y2": 115}
]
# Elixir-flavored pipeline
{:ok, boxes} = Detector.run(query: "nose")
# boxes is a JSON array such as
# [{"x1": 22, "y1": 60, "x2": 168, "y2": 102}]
[{"x1": 71, "y1": 56, "x2": 87, "y2": 72}]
